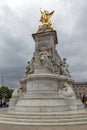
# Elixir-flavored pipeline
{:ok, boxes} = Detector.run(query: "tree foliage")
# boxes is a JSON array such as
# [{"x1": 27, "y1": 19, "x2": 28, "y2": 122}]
[{"x1": 0, "y1": 86, "x2": 14, "y2": 99}]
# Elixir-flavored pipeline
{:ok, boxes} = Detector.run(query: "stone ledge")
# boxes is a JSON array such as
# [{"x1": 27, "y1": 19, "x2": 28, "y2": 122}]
[{"x1": 21, "y1": 74, "x2": 73, "y2": 83}]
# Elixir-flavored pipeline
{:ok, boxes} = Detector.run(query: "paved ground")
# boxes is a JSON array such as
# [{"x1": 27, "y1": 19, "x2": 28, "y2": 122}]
[{"x1": 0, "y1": 124, "x2": 87, "y2": 130}]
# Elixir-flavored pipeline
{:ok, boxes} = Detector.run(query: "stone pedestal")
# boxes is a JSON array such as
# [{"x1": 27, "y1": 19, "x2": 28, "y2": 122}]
[{"x1": 9, "y1": 30, "x2": 83, "y2": 114}]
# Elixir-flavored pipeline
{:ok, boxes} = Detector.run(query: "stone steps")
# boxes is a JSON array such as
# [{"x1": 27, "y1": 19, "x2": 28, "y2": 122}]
[
  {"x1": 0, "y1": 109, "x2": 87, "y2": 125},
  {"x1": 0, "y1": 117, "x2": 87, "y2": 125},
  {"x1": 7, "y1": 109, "x2": 87, "y2": 116},
  {"x1": 0, "y1": 117, "x2": 87, "y2": 123},
  {"x1": 8, "y1": 111, "x2": 87, "y2": 116},
  {"x1": 1, "y1": 113, "x2": 87, "y2": 119}
]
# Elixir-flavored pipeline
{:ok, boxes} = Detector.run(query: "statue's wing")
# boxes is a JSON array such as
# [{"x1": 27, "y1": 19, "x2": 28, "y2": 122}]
[{"x1": 47, "y1": 11, "x2": 54, "y2": 19}]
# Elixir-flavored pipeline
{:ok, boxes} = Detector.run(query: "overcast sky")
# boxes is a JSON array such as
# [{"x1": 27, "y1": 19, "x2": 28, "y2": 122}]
[{"x1": 0, "y1": 0, "x2": 87, "y2": 88}]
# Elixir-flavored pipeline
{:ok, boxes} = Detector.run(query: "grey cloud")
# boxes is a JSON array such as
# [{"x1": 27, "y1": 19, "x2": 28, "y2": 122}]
[
  {"x1": 0, "y1": 4, "x2": 36, "y2": 88},
  {"x1": 56, "y1": 2, "x2": 87, "y2": 82},
  {"x1": 0, "y1": 30, "x2": 34, "y2": 88},
  {"x1": 0, "y1": 0, "x2": 87, "y2": 88}
]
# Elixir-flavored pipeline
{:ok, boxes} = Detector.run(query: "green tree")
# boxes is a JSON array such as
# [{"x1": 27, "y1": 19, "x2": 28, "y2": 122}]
[{"x1": 0, "y1": 86, "x2": 14, "y2": 99}]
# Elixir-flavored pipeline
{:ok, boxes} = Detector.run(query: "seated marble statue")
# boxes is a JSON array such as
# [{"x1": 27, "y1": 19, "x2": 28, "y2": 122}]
[
  {"x1": 39, "y1": 50, "x2": 51, "y2": 63},
  {"x1": 39, "y1": 50, "x2": 55, "y2": 72}
]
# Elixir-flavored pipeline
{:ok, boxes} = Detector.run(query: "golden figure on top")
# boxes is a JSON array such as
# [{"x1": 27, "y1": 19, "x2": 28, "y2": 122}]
[{"x1": 38, "y1": 9, "x2": 54, "y2": 31}]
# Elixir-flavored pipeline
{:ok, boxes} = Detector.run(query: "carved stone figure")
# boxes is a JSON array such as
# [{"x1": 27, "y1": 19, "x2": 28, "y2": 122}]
[
  {"x1": 36, "y1": 42, "x2": 52, "y2": 54},
  {"x1": 39, "y1": 50, "x2": 55, "y2": 73},
  {"x1": 19, "y1": 82, "x2": 26, "y2": 93},
  {"x1": 9, "y1": 87, "x2": 23, "y2": 110},
  {"x1": 25, "y1": 61, "x2": 30, "y2": 74},
  {"x1": 25, "y1": 57, "x2": 35, "y2": 76},
  {"x1": 34, "y1": 53, "x2": 42, "y2": 69},
  {"x1": 59, "y1": 82, "x2": 75, "y2": 98},
  {"x1": 60, "y1": 58, "x2": 71, "y2": 77},
  {"x1": 51, "y1": 59, "x2": 60, "y2": 74},
  {"x1": 12, "y1": 87, "x2": 23, "y2": 98}
]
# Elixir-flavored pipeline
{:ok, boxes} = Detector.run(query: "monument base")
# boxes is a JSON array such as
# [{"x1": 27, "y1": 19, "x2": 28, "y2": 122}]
[
  {"x1": 10, "y1": 74, "x2": 83, "y2": 112},
  {"x1": 0, "y1": 109, "x2": 87, "y2": 130}
]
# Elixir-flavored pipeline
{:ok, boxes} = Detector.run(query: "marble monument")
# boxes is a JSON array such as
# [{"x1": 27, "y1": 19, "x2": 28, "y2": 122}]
[{"x1": 9, "y1": 9, "x2": 83, "y2": 113}]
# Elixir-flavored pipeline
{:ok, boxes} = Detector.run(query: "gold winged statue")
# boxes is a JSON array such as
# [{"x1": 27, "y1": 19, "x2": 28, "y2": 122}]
[{"x1": 38, "y1": 9, "x2": 54, "y2": 31}]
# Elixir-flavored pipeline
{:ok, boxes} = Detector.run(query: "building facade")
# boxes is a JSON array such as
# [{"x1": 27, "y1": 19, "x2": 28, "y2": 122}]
[{"x1": 73, "y1": 82, "x2": 87, "y2": 99}]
